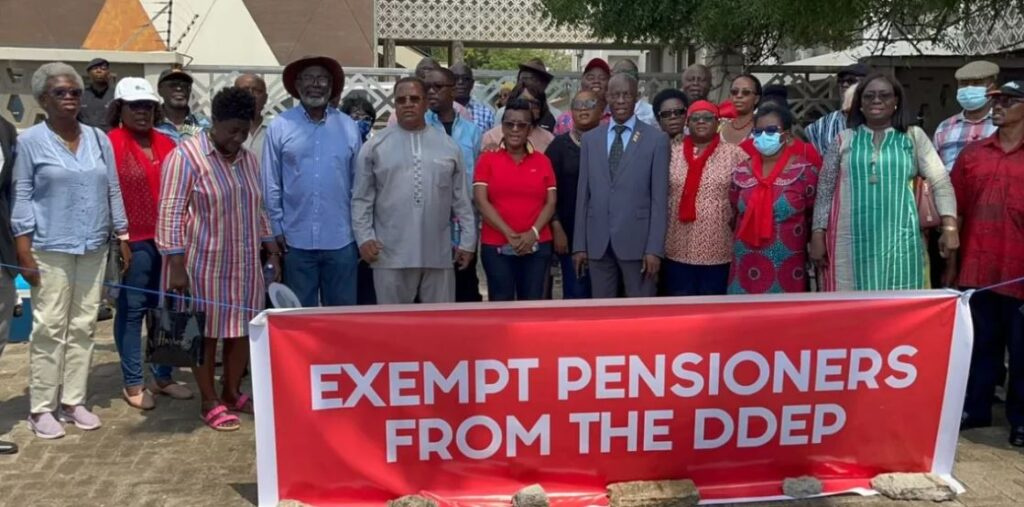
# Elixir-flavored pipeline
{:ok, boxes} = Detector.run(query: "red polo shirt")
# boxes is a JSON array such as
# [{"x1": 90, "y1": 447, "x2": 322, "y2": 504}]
[
  {"x1": 473, "y1": 149, "x2": 556, "y2": 246},
  {"x1": 951, "y1": 132, "x2": 1024, "y2": 300}
]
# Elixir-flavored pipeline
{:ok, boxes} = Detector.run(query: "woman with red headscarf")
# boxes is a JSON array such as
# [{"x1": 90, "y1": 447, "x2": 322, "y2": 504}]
[
  {"x1": 729, "y1": 103, "x2": 820, "y2": 294},
  {"x1": 663, "y1": 100, "x2": 748, "y2": 296}
]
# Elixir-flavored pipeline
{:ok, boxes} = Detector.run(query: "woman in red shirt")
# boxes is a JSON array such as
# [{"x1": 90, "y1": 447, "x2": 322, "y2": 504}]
[
  {"x1": 106, "y1": 78, "x2": 192, "y2": 409},
  {"x1": 474, "y1": 99, "x2": 557, "y2": 300}
]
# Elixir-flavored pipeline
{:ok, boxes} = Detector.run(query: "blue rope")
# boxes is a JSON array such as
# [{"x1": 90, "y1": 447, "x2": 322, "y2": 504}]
[{"x1": 0, "y1": 261, "x2": 261, "y2": 313}]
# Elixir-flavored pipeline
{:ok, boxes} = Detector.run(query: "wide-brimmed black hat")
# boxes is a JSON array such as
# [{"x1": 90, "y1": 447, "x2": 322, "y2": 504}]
[
  {"x1": 518, "y1": 58, "x2": 554, "y2": 85},
  {"x1": 283, "y1": 55, "x2": 345, "y2": 101}
]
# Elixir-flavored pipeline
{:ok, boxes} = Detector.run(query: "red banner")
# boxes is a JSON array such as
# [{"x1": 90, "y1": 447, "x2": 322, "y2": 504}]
[{"x1": 250, "y1": 292, "x2": 972, "y2": 506}]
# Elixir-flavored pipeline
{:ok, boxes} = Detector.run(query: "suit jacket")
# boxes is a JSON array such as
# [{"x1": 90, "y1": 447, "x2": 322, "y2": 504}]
[
  {"x1": 573, "y1": 118, "x2": 670, "y2": 261},
  {"x1": 0, "y1": 117, "x2": 18, "y2": 278}
]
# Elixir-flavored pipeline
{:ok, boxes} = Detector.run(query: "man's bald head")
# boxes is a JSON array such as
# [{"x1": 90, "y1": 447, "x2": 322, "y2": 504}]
[
  {"x1": 234, "y1": 73, "x2": 268, "y2": 118},
  {"x1": 681, "y1": 64, "x2": 711, "y2": 103},
  {"x1": 612, "y1": 59, "x2": 640, "y2": 79},
  {"x1": 415, "y1": 57, "x2": 440, "y2": 79}
]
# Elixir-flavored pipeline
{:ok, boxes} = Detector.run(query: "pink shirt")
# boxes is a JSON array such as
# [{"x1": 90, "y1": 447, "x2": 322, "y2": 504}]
[{"x1": 665, "y1": 137, "x2": 748, "y2": 265}]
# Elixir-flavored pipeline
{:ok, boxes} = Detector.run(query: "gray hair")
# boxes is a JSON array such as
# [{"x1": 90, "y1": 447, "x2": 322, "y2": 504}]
[{"x1": 32, "y1": 62, "x2": 84, "y2": 99}]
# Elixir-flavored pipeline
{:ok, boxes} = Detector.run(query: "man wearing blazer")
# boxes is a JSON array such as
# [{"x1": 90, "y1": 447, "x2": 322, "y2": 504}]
[
  {"x1": 0, "y1": 115, "x2": 20, "y2": 454},
  {"x1": 572, "y1": 73, "x2": 670, "y2": 298}
]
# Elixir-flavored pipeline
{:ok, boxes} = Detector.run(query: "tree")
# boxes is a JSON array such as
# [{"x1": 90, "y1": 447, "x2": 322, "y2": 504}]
[
  {"x1": 539, "y1": 0, "x2": 1018, "y2": 64},
  {"x1": 464, "y1": 48, "x2": 572, "y2": 72}
]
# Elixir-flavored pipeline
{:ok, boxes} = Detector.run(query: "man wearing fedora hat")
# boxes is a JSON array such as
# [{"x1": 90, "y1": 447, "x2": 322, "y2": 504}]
[
  {"x1": 933, "y1": 60, "x2": 1000, "y2": 171},
  {"x1": 262, "y1": 56, "x2": 362, "y2": 307},
  {"x1": 516, "y1": 58, "x2": 560, "y2": 132}
]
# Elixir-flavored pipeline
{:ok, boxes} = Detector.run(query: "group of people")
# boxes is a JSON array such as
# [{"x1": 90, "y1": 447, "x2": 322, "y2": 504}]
[{"x1": 0, "y1": 52, "x2": 1020, "y2": 453}]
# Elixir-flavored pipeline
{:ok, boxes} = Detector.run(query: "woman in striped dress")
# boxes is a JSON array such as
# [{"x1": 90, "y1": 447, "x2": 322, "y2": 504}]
[
  {"x1": 157, "y1": 87, "x2": 282, "y2": 431},
  {"x1": 810, "y1": 74, "x2": 959, "y2": 291}
]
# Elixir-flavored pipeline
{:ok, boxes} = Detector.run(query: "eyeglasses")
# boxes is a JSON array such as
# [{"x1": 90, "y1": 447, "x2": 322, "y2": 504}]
[
  {"x1": 688, "y1": 113, "x2": 716, "y2": 124},
  {"x1": 993, "y1": 95, "x2": 1024, "y2": 107},
  {"x1": 752, "y1": 126, "x2": 784, "y2": 136},
  {"x1": 395, "y1": 95, "x2": 423, "y2": 105},
  {"x1": 126, "y1": 101, "x2": 157, "y2": 111},
  {"x1": 571, "y1": 99, "x2": 598, "y2": 110},
  {"x1": 502, "y1": 121, "x2": 531, "y2": 131},
  {"x1": 658, "y1": 108, "x2": 686, "y2": 119},
  {"x1": 454, "y1": 76, "x2": 473, "y2": 84},
  {"x1": 299, "y1": 75, "x2": 331, "y2": 87},
  {"x1": 730, "y1": 88, "x2": 756, "y2": 97},
  {"x1": 49, "y1": 87, "x2": 83, "y2": 99},
  {"x1": 861, "y1": 91, "x2": 895, "y2": 103},
  {"x1": 608, "y1": 92, "x2": 635, "y2": 101},
  {"x1": 161, "y1": 81, "x2": 190, "y2": 91},
  {"x1": 426, "y1": 82, "x2": 453, "y2": 92}
]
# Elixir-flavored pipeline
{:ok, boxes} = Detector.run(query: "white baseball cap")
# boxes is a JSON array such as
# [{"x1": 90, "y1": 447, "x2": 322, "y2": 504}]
[{"x1": 114, "y1": 77, "x2": 162, "y2": 103}]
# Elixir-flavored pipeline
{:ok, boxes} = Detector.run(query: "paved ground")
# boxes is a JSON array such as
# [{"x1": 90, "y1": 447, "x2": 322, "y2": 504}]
[{"x1": 1, "y1": 321, "x2": 1022, "y2": 507}]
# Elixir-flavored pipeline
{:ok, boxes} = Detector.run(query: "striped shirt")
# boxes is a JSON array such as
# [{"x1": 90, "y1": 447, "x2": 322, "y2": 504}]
[
  {"x1": 805, "y1": 110, "x2": 846, "y2": 157},
  {"x1": 466, "y1": 97, "x2": 496, "y2": 132},
  {"x1": 932, "y1": 111, "x2": 996, "y2": 171},
  {"x1": 157, "y1": 133, "x2": 273, "y2": 338}
]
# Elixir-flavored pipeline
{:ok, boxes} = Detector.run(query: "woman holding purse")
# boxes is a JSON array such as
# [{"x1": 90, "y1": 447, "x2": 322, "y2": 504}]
[
  {"x1": 157, "y1": 87, "x2": 281, "y2": 431},
  {"x1": 810, "y1": 73, "x2": 959, "y2": 291}
]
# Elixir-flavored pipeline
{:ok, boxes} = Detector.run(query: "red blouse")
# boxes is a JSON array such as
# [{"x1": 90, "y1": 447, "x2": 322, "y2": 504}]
[{"x1": 107, "y1": 127, "x2": 176, "y2": 242}]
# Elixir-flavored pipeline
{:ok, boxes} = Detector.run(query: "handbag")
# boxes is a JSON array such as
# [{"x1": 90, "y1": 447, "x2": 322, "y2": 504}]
[
  {"x1": 914, "y1": 177, "x2": 941, "y2": 229},
  {"x1": 146, "y1": 292, "x2": 206, "y2": 367}
]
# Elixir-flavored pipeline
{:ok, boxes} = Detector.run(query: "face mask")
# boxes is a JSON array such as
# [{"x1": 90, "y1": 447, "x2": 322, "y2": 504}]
[
  {"x1": 357, "y1": 119, "x2": 372, "y2": 140},
  {"x1": 753, "y1": 131, "x2": 783, "y2": 156},
  {"x1": 956, "y1": 86, "x2": 989, "y2": 112}
]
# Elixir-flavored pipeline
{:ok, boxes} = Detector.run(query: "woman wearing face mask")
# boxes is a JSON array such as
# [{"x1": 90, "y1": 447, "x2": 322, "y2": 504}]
[
  {"x1": 810, "y1": 74, "x2": 958, "y2": 291},
  {"x1": 663, "y1": 100, "x2": 749, "y2": 296},
  {"x1": 729, "y1": 103, "x2": 820, "y2": 294},
  {"x1": 340, "y1": 93, "x2": 377, "y2": 143}
]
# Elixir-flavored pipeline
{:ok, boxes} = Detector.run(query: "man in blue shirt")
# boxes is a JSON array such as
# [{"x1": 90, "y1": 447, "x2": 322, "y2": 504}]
[
  {"x1": 424, "y1": 68, "x2": 483, "y2": 302},
  {"x1": 263, "y1": 56, "x2": 361, "y2": 307}
]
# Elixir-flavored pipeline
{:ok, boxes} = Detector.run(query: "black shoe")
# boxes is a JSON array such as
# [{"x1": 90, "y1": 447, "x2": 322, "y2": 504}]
[
  {"x1": 97, "y1": 304, "x2": 113, "y2": 322},
  {"x1": 1010, "y1": 427, "x2": 1024, "y2": 447},
  {"x1": 0, "y1": 439, "x2": 17, "y2": 455}
]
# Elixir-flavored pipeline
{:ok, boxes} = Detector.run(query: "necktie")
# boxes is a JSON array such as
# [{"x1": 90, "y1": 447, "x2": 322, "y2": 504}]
[{"x1": 609, "y1": 124, "x2": 627, "y2": 178}]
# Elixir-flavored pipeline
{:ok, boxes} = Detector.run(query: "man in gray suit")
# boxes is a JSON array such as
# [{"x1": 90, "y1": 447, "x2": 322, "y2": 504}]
[{"x1": 572, "y1": 74, "x2": 670, "y2": 298}]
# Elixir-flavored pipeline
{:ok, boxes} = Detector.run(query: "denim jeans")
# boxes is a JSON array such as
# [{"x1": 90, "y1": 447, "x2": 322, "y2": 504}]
[
  {"x1": 284, "y1": 243, "x2": 358, "y2": 307},
  {"x1": 481, "y1": 242, "x2": 552, "y2": 301},
  {"x1": 113, "y1": 240, "x2": 173, "y2": 388},
  {"x1": 662, "y1": 260, "x2": 730, "y2": 296},
  {"x1": 558, "y1": 253, "x2": 591, "y2": 299}
]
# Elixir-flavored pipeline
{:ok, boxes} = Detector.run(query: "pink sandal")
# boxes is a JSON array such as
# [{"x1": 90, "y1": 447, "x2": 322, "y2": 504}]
[
  {"x1": 229, "y1": 393, "x2": 254, "y2": 415},
  {"x1": 201, "y1": 405, "x2": 240, "y2": 432}
]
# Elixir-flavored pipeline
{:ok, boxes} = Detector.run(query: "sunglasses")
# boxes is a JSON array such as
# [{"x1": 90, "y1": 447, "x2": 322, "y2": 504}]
[
  {"x1": 730, "y1": 88, "x2": 756, "y2": 97},
  {"x1": 862, "y1": 91, "x2": 895, "y2": 103},
  {"x1": 161, "y1": 81, "x2": 191, "y2": 91},
  {"x1": 126, "y1": 101, "x2": 157, "y2": 111},
  {"x1": 502, "y1": 121, "x2": 531, "y2": 131},
  {"x1": 688, "y1": 113, "x2": 716, "y2": 124},
  {"x1": 299, "y1": 76, "x2": 331, "y2": 87},
  {"x1": 426, "y1": 82, "x2": 453, "y2": 92},
  {"x1": 658, "y1": 108, "x2": 686, "y2": 119},
  {"x1": 49, "y1": 87, "x2": 83, "y2": 99},
  {"x1": 395, "y1": 95, "x2": 423, "y2": 105},
  {"x1": 571, "y1": 99, "x2": 598, "y2": 110},
  {"x1": 752, "y1": 126, "x2": 784, "y2": 136},
  {"x1": 993, "y1": 95, "x2": 1024, "y2": 107}
]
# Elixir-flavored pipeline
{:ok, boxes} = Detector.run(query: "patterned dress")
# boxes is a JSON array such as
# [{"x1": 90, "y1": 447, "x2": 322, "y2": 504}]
[
  {"x1": 156, "y1": 134, "x2": 273, "y2": 338},
  {"x1": 812, "y1": 126, "x2": 956, "y2": 291},
  {"x1": 728, "y1": 148, "x2": 819, "y2": 294}
]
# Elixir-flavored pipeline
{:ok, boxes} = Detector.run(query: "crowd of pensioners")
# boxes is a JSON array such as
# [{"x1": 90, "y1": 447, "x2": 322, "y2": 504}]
[{"x1": 0, "y1": 53, "x2": 1020, "y2": 453}]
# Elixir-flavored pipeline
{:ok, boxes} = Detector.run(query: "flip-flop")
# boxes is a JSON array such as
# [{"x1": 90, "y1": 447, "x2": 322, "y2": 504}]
[
  {"x1": 228, "y1": 393, "x2": 254, "y2": 415},
  {"x1": 201, "y1": 405, "x2": 240, "y2": 432}
]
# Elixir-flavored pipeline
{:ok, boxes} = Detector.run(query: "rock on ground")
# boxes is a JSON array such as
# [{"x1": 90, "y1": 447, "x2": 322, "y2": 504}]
[
  {"x1": 387, "y1": 494, "x2": 439, "y2": 507},
  {"x1": 607, "y1": 479, "x2": 700, "y2": 507},
  {"x1": 783, "y1": 476, "x2": 823, "y2": 498},
  {"x1": 870, "y1": 473, "x2": 957, "y2": 502},
  {"x1": 513, "y1": 484, "x2": 550, "y2": 507}
]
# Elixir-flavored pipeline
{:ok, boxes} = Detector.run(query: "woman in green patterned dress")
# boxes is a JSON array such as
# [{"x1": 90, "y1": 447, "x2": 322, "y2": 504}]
[{"x1": 809, "y1": 74, "x2": 959, "y2": 291}]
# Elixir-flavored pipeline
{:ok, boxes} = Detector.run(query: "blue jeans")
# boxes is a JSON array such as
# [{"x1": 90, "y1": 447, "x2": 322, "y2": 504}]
[
  {"x1": 113, "y1": 240, "x2": 173, "y2": 387},
  {"x1": 558, "y1": 253, "x2": 591, "y2": 299},
  {"x1": 663, "y1": 260, "x2": 730, "y2": 296},
  {"x1": 482, "y1": 243, "x2": 552, "y2": 301},
  {"x1": 284, "y1": 243, "x2": 358, "y2": 307}
]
